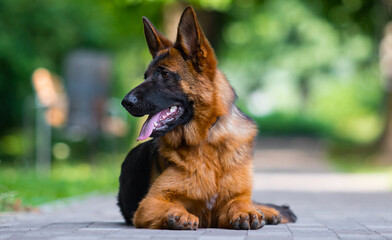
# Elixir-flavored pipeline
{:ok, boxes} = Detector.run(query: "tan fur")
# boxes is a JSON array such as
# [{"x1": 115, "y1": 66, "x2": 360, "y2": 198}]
[{"x1": 133, "y1": 7, "x2": 281, "y2": 229}]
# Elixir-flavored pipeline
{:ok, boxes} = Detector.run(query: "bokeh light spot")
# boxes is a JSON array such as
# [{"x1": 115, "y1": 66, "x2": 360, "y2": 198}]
[{"x1": 52, "y1": 142, "x2": 71, "y2": 160}]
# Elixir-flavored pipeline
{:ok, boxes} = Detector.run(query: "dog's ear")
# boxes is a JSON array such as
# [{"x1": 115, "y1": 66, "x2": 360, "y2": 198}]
[
  {"x1": 174, "y1": 6, "x2": 210, "y2": 60},
  {"x1": 143, "y1": 17, "x2": 172, "y2": 58}
]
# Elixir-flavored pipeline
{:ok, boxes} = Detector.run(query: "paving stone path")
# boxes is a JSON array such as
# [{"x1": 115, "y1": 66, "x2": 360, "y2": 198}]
[
  {"x1": 1, "y1": 138, "x2": 391, "y2": 239},
  {"x1": 1, "y1": 188, "x2": 392, "y2": 240}
]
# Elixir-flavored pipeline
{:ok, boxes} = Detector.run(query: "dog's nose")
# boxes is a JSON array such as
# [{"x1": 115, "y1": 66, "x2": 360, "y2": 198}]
[{"x1": 121, "y1": 93, "x2": 138, "y2": 109}]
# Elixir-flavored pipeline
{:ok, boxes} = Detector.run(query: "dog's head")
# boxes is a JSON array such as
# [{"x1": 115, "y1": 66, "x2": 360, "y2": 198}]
[{"x1": 122, "y1": 6, "x2": 223, "y2": 141}]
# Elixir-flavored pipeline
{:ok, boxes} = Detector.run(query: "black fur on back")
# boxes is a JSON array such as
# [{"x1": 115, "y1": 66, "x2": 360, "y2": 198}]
[{"x1": 117, "y1": 139, "x2": 159, "y2": 224}]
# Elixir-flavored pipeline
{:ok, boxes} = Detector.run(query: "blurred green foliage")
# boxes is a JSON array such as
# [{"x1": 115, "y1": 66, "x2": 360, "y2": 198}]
[
  {"x1": 328, "y1": 155, "x2": 392, "y2": 173},
  {"x1": 0, "y1": 0, "x2": 164, "y2": 161},
  {"x1": 0, "y1": 0, "x2": 389, "y2": 161},
  {"x1": 0, "y1": 0, "x2": 390, "y2": 208},
  {"x1": 220, "y1": 0, "x2": 386, "y2": 144},
  {"x1": 0, "y1": 0, "x2": 164, "y2": 128}
]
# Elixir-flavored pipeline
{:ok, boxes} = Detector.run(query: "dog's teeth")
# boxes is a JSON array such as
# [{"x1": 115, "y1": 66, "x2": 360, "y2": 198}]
[
  {"x1": 154, "y1": 122, "x2": 158, "y2": 127},
  {"x1": 170, "y1": 106, "x2": 177, "y2": 113}
]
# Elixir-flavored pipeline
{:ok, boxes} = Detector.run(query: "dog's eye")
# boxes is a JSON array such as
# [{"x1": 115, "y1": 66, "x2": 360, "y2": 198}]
[{"x1": 161, "y1": 71, "x2": 170, "y2": 78}]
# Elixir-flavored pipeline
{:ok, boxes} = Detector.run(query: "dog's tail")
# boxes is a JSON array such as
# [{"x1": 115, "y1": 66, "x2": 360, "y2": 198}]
[{"x1": 254, "y1": 202, "x2": 297, "y2": 223}]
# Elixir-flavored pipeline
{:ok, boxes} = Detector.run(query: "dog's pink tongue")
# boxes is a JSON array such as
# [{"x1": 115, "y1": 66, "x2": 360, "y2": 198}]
[{"x1": 137, "y1": 112, "x2": 161, "y2": 141}]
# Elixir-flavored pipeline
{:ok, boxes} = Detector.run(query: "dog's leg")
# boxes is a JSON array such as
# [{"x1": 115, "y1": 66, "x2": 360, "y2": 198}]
[
  {"x1": 254, "y1": 203, "x2": 297, "y2": 224},
  {"x1": 217, "y1": 195, "x2": 264, "y2": 230},
  {"x1": 133, "y1": 196, "x2": 199, "y2": 230},
  {"x1": 253, "y1": 203, "x2": 282, "y2": 225}
]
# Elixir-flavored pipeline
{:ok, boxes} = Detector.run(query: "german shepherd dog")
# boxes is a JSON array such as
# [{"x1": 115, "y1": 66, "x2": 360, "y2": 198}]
[{"x1": 118, "y1": 6, "x2": 297, "y2": 230}]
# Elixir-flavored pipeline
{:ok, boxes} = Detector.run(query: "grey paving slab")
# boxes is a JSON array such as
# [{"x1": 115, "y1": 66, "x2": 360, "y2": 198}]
[
  {"x1": 1, "y1": 190, "x2": 392, "y2": 240},
  {"x1": 382, "y1": 234, "x2": 392, "y2": 239}
]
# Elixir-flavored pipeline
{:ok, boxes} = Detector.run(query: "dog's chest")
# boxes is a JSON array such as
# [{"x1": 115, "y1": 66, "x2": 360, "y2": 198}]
[
  {"x1": 186, "y1": 157, "x2": 233, "y2": 202},
  {"x1": 185, "y1": 152, "x2": 252, "y2": 205},
  {"x1": 187, "y1": 165, "x2": 221, "y2": 212},
  {"x1": 206, "y1": 193, "x2": 218, "y2": 210},
  {"x1": 187, "y1": 160, "x2": 219, "y2": 197}
]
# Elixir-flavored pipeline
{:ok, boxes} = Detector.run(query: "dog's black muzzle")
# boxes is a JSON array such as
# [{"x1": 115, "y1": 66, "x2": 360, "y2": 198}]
[
  {"x1": 121, "y1": 81, "x2": 156, "y2": 117},
  {"x1": 121, "y1": 81, "x2": 182, "y2": 118}
]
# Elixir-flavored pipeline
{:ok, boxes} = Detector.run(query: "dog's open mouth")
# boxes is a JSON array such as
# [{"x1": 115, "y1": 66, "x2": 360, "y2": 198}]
[{"x1": 137, "y1": 105, "x2": 184, "y2": 141}]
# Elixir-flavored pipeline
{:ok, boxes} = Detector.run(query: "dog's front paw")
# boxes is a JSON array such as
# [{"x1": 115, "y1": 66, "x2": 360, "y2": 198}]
[
  {"x1": 230, "y1": 209, "x2": 264, "y2": 230},
  {"x1": 167, "y1": 209, "x2": 199, "y2": 230}
]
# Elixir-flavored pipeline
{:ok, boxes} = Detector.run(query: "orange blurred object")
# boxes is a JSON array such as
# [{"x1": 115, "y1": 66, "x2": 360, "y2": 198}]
[{"x1": 32, "y1": 68, "x2": 68, "y2": 127}]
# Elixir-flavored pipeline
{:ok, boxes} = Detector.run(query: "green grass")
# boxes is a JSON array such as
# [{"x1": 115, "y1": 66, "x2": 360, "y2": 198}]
[
  {"x1": 252, "y1": 112, "x2": 332, "y2": 138},
  {"x1": 0, "y1": 156, "x2": 121, "y2": 211},
  {"x1": 326, "y1": 139, "x2": 392, "y2": 173},
  {"x1": 329, "y1": 156, "x2": 392, "y2": 173}
]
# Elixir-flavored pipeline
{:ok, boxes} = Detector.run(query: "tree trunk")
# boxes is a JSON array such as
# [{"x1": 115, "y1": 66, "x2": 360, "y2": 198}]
[{"x1": 378, "y1": 22, "x2": 392, "y2": 162}]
